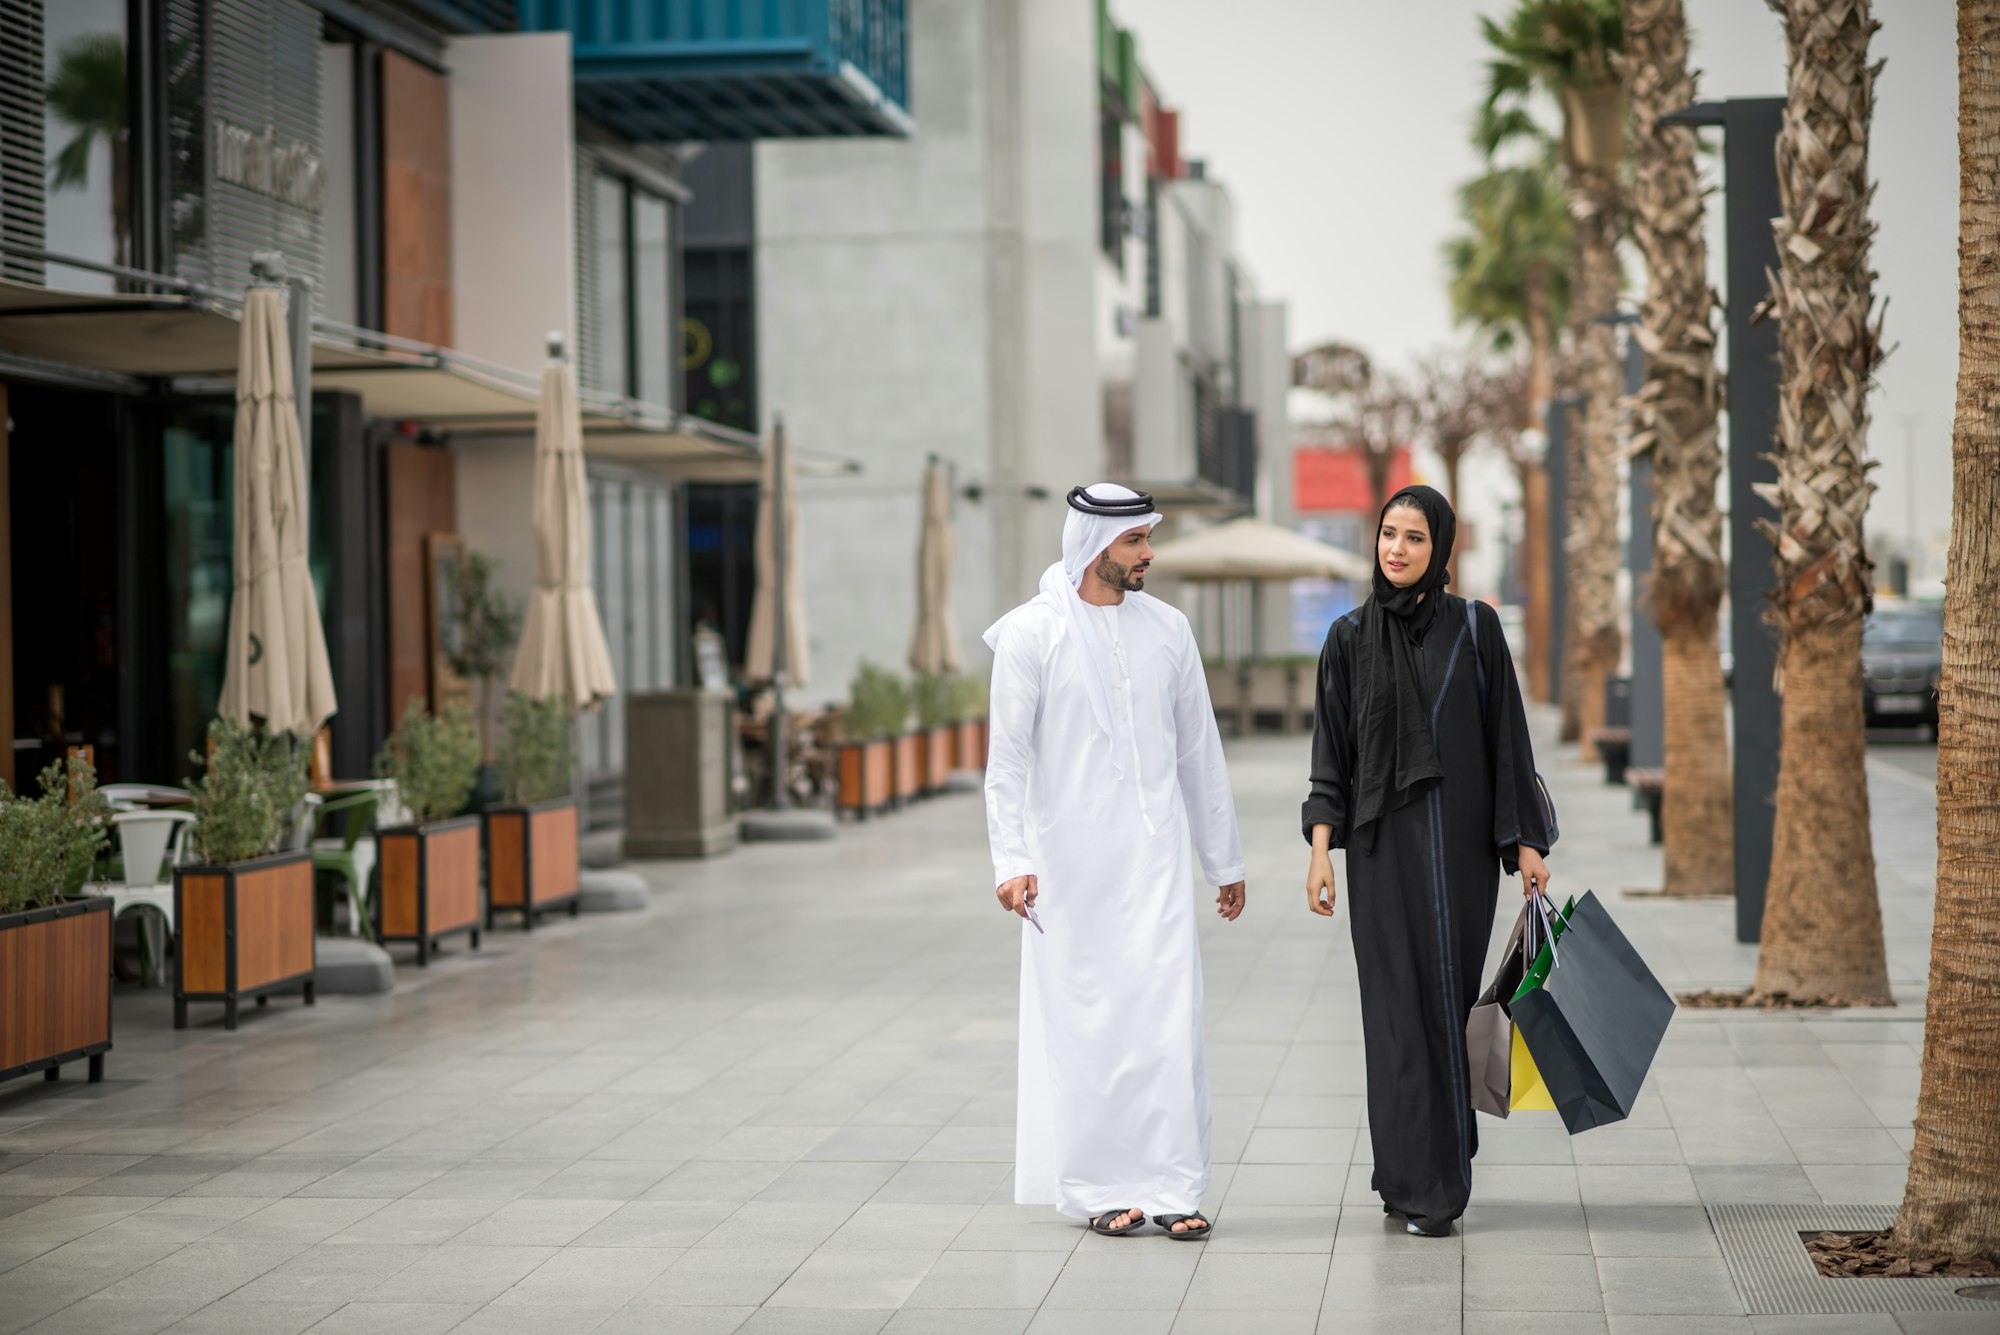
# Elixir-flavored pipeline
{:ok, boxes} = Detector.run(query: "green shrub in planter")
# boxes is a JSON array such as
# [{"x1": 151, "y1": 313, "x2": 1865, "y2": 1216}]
[
  {"x1": 0, "y1": 756, "x2": 109, "y2": 914},
  {"x1": 185, "y1": 720, "x2": 307, "y2": 866},
  {"x1": 949, "y1": 673, "x2": 988, "y2": 722},
  {"x1": 845, "y1": 662, "x2": 911, "y2": 739},
  {"x1": 498, "y1": 693, "x2": 572, "y2": 805},
  {"x1": 911, "y1": 673, "x2": 954, "y2": 730},
  {"x1": 375, "y1": 701, "x2": 481, "y2": 824}
]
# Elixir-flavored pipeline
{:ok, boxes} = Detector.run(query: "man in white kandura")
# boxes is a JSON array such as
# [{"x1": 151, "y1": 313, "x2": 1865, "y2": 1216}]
[{"x1": 983, "y1": 482, "x2": 1247, "y2": 1240}]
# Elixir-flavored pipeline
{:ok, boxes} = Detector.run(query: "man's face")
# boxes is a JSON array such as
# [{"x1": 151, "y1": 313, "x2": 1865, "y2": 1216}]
[{"x1": 1093, "y1": 526, "x2": 1155, "y2": 592}]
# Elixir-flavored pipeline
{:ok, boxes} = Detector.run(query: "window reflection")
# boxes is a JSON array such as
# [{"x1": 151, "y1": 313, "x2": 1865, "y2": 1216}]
[{"x1": 42, "y1": 0, "x2": 131, "y2": 289}]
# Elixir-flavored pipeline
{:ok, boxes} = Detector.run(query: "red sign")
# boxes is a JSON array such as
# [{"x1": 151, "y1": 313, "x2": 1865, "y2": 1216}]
[{"x1": 1294, "y1": 445, "x2": 1412, "y2": 514}]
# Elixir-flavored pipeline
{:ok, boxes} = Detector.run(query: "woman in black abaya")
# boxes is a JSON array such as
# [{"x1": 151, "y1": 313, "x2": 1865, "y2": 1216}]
[{"x1": 1300, "y1": 485, "x2": 1556, "y2": 1238}]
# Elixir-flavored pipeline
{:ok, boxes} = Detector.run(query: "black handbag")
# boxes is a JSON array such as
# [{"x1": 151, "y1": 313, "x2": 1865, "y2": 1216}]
[{"x1": 1466, "y1": 598, "x2": 1559, "y2": 845}]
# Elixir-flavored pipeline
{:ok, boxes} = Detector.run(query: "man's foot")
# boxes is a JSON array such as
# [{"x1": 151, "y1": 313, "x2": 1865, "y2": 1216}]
[
  {"x1": 1152, "y1": 1212, "x2": 1210, "y2": 1239},
  {"x1": 1089, "y1": 1208, "x2": 1146, "y2": 1236}
]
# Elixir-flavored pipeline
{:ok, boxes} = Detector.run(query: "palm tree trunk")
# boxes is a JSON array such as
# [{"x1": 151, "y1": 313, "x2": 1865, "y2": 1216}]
[
  {"x1": 1624, "y1": 0, "x2": 1734, "y2": 897},
  {"x1": 1753, "y1": 0, "x2": 1891, "y2": 1005},
  {"x1": 1890, "y1": 0, "x2": 2000, "y2": 1264},
  {"x1": 1562, "y1": 184, "x2": 1625, "y2": 756}
]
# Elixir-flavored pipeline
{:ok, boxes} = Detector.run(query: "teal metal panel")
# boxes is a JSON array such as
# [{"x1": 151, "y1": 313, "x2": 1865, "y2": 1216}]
[{"x1": 519, "y1": 0, "x2": 909, "y2": 141}]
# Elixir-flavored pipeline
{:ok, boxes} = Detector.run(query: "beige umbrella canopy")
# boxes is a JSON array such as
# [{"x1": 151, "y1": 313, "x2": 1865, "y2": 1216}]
[
  {"x1": 509, "y1": 353, "x2": 618, "y2": 711},
  {"x1": 746, "y1": 420, "x2": 809, "y2": 690},
  {"x1": 218, "y1": 286, "x2": 337, "y2": 735},
  {"x1": 1148, "y1": 516, "x2": 1373, "y2": 582},
  {"x1": 907, "y1": 459, "x2": 961, "y2": 676}
]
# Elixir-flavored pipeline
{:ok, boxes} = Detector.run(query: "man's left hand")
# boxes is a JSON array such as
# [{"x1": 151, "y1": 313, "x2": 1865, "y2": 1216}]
[{"x1": 1216, "y1": 881, "x2": 1246, "y2": 921}]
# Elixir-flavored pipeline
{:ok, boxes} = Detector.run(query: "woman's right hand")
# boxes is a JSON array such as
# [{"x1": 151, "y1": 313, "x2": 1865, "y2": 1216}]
[{"x1": 1306, "y1": 851, "x2": 1337, "y2": 917}]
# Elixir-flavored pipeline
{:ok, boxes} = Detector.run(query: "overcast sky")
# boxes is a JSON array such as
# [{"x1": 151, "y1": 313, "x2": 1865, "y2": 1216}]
[{"x1": 1116, "y1": 0, "x2": 1958, "y2": 564}]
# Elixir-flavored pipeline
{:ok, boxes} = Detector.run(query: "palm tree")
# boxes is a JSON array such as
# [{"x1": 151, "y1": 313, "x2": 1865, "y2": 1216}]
[
  {"x1": 1621, "y1": 0, "x2": 1734, "y2": 898},
  {"x1": 1482, "y1": 0, "x2": 1626, "y2": 750},
  {"x1": 1445, "y1": 151, "x2": 1573, "y2": 700},
  {"x1": 1889, "y1": 0, "x2": 2000, "y2": 1265},
  {"x1": 1751, "y1": 0, "x2": 1890, "y2": 1005},
  {"x1": 45, "y1": 34, "x2": 130, "y2": 269}
]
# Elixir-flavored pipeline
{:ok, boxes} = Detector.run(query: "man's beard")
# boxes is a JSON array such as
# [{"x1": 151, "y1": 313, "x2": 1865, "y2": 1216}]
[{"x1": 1094, "y1": 552, "x2": 1146, "y2": 591}]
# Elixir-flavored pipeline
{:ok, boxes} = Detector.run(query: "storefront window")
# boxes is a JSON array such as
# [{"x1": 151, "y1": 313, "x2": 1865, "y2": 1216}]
[
  {"x1": 42, "y1": 0, "x2": 132, "y2": 290},
  {"x1": 591, "y1": 174, "x2": 628, "y2": 397},
  {"x1": 589, "y1": 172, "x2": 677, "y2": 410},
  {"x1": 635, "y1": 193, "x2": 671, "y2": 409},
  {"x1": 683, "y1": 248, "x2": 755, "y2": 432}
]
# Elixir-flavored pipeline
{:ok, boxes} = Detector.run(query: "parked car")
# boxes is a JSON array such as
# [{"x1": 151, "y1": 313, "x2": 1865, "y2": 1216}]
[{"x1": 1862, "y1": 602, "x2": 1943, "y2": 731}]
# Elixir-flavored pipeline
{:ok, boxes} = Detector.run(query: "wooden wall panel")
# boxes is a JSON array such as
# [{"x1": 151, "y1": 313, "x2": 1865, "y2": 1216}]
[
  {"x1": 384, "y1": 443, "x2": 455, "y2": 720},
  {"x1": 382, "y1": 51, "x2": 452, "y2": 347}
]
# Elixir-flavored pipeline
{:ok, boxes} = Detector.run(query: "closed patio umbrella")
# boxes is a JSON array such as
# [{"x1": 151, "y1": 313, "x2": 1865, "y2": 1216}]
[
  {"x1": 218, "y1": 285, "x2": 337, "y2": 736},
  {"x1": 907, "y1": 458, "x2": 961, "y2": 677},
  {"x1": 746, "y1": 419, "x2": 808, "y2": 692},
  {"x1": 510, "y1": 341, "x2": 618, "y2": 711}
]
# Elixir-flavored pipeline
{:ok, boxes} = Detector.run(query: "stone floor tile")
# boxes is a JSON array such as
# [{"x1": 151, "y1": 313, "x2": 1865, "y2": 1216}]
[
  {"x1": 1464, "y1": 1316, "x2": 1611, "y2": 1335},
  {"x1": 755, "y1": 1160, "x2": 902, "y2": 1203},
  {"x1": 819, "y1": 1202, "x2": 976, "y2": 1251},
  {"x1": 229, "y1": 1242, "x2": 419, "y2": 1304},
  {"x1": 1024, "y1": 1313, "x2": 1174, "y2": 1335},
  {"x1": 1178, "y1": 1251, "x2": 1329, "y2": 1311},
  {"x1": 1570, "y1": 1129, "x2": 1686, "y2": 1166},
  {"x1": 1253, "y1": 1096, "x2": 1366, "y2": 1128},
  {"x1": 883, "y1": 1310, "x2": 1031, "y2": 1335},
  {"x1": 1301, "y1": 1316, "x2": 1461, "y2": 1335},
  {"x1": 763, "y1": 1247, "x2": 938, "y2": 1308},
  {"x1": 1465, "y1": 1252, "x2": 1603, "y2": 1312},
  {"x1": 571, "y1": 1199, "x2": 739, "y2": 1249},
  {"x1": 734, "y1": 1312, "x2": 891, "y2": 1335},
  {"x1": 690, "y1": 1126, "x2": 837, "y2": 1162},
  {"x1": 489, "y1": 1244, "x2": 681, "y2": 1308},
  {"x1": 899, "y1": 1248, "x2": 1066, "y2": 1308},
  {"x1": 693, "y1": 1201, "x2": 857, "y2": 1252},
  {"x1": 1317, "y1": 1252, "x2": 1463, "y2": 1313},
  {"x1": 284, "y1": 1158, "x2": 453, "y2": 1200},
  {"x1": 1202, "y1": 1204, "x2": 1338, "y2": 1253},
  {"x1": 637, "y1": 1248, "x2": 813, "y2": 1307},
  {"x1": 1220, "y1": 1163, "x2": 1345, "y2": 1206},
  {"x1": 643, "y1": 1161, "x2": 791, "y2": 1203},
  {"x1": 1750, "y1": 1319, "x2": 1900, "y2": 1335},
  {"x1": 1605, "y1": 1320, "x2": 1754, "y2": 1335},
  {"x1": 1584, "y1": 1205, "x2": 1722, "y2": 1258},
  {"x1": 518, "y1": 1159, "x2": 674, "y2": 1201},
  {"x1": 1460, "y1": 1200, "x2": 1593, "y2": 1255},
  {"x1": 0, "y1": 1155, "x2": 147, "y2": 1196},
  {"x1": 62, "y1": 1155, "x2": 243, "y2": 1197},
  {"x1": 870, "y1": 1162, "x2": 1009, "y2": 1204},
  {"x1": 208, "y1": 1198, "x2": 390, "y2": 1247},
  {"x1": 363, "y1": 1245, "x2": 556, "y2": 1305},
  {"x1": 1041, "y1": 1249, "x2": 1201, "y2": 1311},
  {"x1": 1800, "y1": 1163, "x2": 1909, "y2": 1203},
  {"x1": 403, "y1": 1162, "x2": 566, "y2": 1202},
  {"x1": 93, "y1": 1239, "x2": 302, "y2": 1309},
  {"x1": 1168, "y1": 1312, "x2": 1319, "y2": 1335},
  {"x1": 1577, "y1": 1165, "x2": 1702, "y2": 1207},
  {"x1": 14, "y1": 1299, "x2": 180, "y2": 1335},
  {"x1": 301, "y1": 1304, "x2": 483, "y2": 1335},
  {"x1": 158, "y1": 1298, "x2": 344, "y2": 1335},
  {"x1": 1687, "y1": 1164, "x2": 1820, "y2": 1205},
  {"x1": 1893, "y1": 1319, "x2": 2000, "y2": 1335},
  {"x1": 1237, "y1": 1127, "x2": 1355, "y2": 1165},
  {"x1": 450, "y1": 1198, "x2": 621, "y2": 1246},
  {"x1": 594, "y1": 1305, "x2": 752, "y2": 1335},
  {"x1": 1333, "y1": 1205, "x2": 1462, "y2": 1254},
  {"x1": 802, "y1": 1126, "x2": 935, "y2": 1163},
  {"x1": 1597, "y1": 1257, "x2": 1744, "y2": 1315},
  {"x1": 324, "y1": 1199, "x2": 500, "y2": 1247},
  {"x1": 946, "y1": 1202, "x2": 1085, "y2": 1253}
]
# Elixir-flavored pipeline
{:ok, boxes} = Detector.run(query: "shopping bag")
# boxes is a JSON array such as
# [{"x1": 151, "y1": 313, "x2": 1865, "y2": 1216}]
[
  {"x1": 1511, "y1": 889, "x2": 1675, "y2": 1135},
  {"x1": 1509, "y1": 1025, "x2": 1555, "y2": 1110},
  {"x1": 1466, "y1": 892, "x2": 1565, "y2": 1118}
]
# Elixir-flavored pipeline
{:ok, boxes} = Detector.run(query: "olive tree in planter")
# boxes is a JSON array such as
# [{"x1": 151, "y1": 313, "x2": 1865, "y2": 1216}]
[
  {"x1": 485, "y1": 693, "x2": 579, "y2": 931},
  {"x1": 912, "y1": 673, "x2": 955, "y2": 796},
  {"x1": 373, "y1": 701, "x2": 482, "y2": 964},
  {"x1": 0, "y1": 756, "x2": 111, "y2": 1081},
  {"x1": 445, "y1": 551, "x2": 523, "y2": 813},
  {"x1": 835, "y1": 662, "x2": 904, "y2": 819},
  {"x1": 175, "y1": 721, "x2": 316, "y2": 1030}
]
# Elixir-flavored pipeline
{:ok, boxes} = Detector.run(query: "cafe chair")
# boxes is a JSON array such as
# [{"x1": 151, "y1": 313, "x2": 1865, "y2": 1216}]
[
  {"x1": 311, "y1": 790, "x2": 380, "y2": 940},
  {"x1": 80, "y1": 810, "x2": 195, "y2": 987}
]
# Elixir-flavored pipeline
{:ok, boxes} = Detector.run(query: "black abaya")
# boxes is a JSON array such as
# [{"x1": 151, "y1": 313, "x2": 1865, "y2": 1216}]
[{"x1": 1301, "y1": 592, "x2": 1555, "y2": 1230}]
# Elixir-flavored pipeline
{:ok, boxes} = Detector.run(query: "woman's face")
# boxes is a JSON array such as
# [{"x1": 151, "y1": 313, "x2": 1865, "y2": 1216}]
[{"x1": 1378, "y1": 502, "x2": 1433, "y2": 589}]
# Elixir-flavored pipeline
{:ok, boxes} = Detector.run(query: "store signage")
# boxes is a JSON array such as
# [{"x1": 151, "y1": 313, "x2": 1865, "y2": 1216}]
[{"x1": 212, "y1": 119, "x2": 325, "y2": 213}]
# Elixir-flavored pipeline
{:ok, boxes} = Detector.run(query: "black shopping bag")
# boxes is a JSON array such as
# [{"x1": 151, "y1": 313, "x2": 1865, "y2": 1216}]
[{"x1": 1511, "y1": 890, "x2": 1674, "y2": 1135}]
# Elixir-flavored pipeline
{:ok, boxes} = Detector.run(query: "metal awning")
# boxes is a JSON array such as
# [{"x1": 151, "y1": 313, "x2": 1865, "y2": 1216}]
[{"x1": 0, "y1": 279, "x2": 241, "y2": 377}]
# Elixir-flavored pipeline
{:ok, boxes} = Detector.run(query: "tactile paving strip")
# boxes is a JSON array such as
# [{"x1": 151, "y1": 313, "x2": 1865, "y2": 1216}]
[{"x1": 1709, "y1": 1203, "x2": 2000, "y2": 1314}]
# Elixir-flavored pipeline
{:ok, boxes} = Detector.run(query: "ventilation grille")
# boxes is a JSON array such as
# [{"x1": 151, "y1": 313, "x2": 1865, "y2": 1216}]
[{"x1": 0, "y1": 0, "x2": 46, "y2": 283}]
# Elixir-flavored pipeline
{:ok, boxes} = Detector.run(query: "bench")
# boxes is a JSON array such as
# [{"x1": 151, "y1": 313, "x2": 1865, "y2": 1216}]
[
  {"x1": 1591, "y1": 727, "x2": 1632, "y2": 785},
  {"x1": 1627, "y1": 767, "x2": 1664, "y2": 845}
]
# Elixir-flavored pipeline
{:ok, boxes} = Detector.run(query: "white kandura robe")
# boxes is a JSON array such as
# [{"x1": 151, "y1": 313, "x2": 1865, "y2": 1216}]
[{"x1": 984, "y1": 589, "x2": 1245, "y2": 1219}]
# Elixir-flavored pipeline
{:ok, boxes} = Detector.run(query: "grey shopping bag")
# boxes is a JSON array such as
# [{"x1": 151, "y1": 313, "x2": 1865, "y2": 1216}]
[
  {"x1": 1511, "y1": 889, "x2": 1675, "y2": 1135},
  {"x1": 1466, "y1": 893, "x2": 1560, "y2": 1118}
]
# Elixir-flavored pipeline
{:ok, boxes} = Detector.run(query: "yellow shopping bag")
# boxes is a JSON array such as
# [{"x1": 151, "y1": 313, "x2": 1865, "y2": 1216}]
[{"x1": 1510, "y1": 1025, "x2": 1555, "y2": 1111}]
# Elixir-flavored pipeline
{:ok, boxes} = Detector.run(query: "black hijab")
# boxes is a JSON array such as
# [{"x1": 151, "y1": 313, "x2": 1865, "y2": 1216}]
[{"x1": 1349, "y1": 485, "x2": 1458, "y2": 843}]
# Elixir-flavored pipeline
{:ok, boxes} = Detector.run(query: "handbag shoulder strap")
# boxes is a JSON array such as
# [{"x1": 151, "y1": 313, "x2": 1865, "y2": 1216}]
[{"x1": 1466, "y1": 598, "x2": 1488, "y2": 715}]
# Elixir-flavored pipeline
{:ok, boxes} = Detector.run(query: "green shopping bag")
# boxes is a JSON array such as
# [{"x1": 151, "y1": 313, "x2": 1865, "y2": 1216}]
[{"x1": 1510, "y1": 893, "x2": 1576, "y2": 1006}]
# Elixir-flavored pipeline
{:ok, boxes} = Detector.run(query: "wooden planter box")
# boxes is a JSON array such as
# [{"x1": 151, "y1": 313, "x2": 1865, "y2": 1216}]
[
  {"x1": 891, "y1": 732, "x2": 922, "y2": 804},
  {"x1": 485, "y1": 798, "x2": 581, "y2": 931},
  {"x1": 835, "y1": 738, "x2": 892, "y2": 819},
  {"x1": 1, "y1": 897, "x2": 111, "y2": 1084},
  {"x1": 919, "y1": 727, "x2": 953, "y2": 793},
  {"x1": 375, "y1": 817, "x2": 482, "y2": 965},
  {"x1": 174, "y1": 850, "x2": 315, "y2": 1031},
  {"x1": 956, "y1": 717, "x2": 987, "y2": 771}
]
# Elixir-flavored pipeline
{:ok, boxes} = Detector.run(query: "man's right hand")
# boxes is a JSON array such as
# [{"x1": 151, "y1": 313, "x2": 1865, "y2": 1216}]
[{"x1": 997, "y1": 874, "x2": 1038, "y2": 919}]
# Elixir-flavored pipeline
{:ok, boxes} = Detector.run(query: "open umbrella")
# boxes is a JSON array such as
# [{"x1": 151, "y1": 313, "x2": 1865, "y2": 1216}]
[
  {"x1": 907, "y1": 458, "x2": 961, "y2": 676},
  {"x1": 218, "y1": 285, "x2": 337, "y2": 735},
  {"x1": 1147, "y1": 516, "x2": 1373, "y2": 583},
  {"x1": 510, "y1": 339, "x2": 618, "y2": 712}
]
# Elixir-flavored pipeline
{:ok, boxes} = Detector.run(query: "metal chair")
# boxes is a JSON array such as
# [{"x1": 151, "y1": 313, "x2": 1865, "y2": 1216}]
[
  {"x1": 80, "y1": 810, "x2": 195, "y2": 987},
  {"x1": 312, "y1": 790, "x2": 380, "y2": 939}
]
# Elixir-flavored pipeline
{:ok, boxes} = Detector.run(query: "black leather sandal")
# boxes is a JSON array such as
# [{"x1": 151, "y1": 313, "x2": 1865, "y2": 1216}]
[
  {"x1": 1089, "y1": 1209, "x2": 1146, "y2": 1237},
  {"x1": 1152, "y1": 1212, "x2": 1210, "y2": 1239}
]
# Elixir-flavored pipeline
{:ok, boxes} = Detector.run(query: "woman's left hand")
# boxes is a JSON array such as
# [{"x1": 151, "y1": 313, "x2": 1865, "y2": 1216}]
[{"x1": 1517, "y1": 846, "x2": 1552, "y2": 899}]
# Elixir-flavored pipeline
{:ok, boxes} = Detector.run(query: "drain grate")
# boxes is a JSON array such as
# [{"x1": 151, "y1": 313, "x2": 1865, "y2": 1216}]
[{"x1": 1709, "y1": 1204, "x2": 1998, "y2": 1314}]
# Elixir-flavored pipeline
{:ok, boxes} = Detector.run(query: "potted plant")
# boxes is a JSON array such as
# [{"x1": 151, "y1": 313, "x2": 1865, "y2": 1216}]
[
  {"x1": 175, "y1": 721, "x2": 317, "y2": 1030},
  {"x1": 485, "y1": 693, "x2": 580, "y2": 931},
  {"x1": 444, "y1": 551, "x2": 523, "y2": 813},
  {"x1": 952, "y1": 673, "x2": 989, "y2": 772},
  {"x1": 834, "y1": 662, "x2": 900, "y2": 819},
  {"x1": 373, "y1": 701, "x2": 482, "y2": 965},
  {"x1": 912, "y1": 673, "x2": 955, "y2": 795},
  {"x1": 0, "y1": 756, "x2": 112, "y2": 1081}
]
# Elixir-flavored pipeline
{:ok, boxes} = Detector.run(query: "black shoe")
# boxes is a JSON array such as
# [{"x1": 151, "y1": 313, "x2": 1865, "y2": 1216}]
[{"x1": 1405, "y1": 1217, "x2": 1452, "y2": 1238}]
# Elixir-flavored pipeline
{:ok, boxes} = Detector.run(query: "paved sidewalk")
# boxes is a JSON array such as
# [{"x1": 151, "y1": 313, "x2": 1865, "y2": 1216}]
[{"x1": 0, "y1": 708, "x2": 1960, "y2": 1334}]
